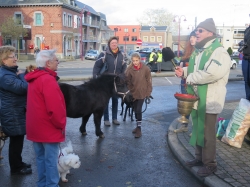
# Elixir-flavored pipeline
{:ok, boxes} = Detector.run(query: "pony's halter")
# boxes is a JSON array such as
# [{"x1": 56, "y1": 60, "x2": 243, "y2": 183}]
[{"x1": 113, "y1": 77, "x2": 130, "y2": 101}]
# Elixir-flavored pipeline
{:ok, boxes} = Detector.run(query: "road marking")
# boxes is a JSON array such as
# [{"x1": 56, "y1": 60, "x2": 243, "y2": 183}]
[{"x1": 165, "y1": 77, "x2": 173, "y2": 84}]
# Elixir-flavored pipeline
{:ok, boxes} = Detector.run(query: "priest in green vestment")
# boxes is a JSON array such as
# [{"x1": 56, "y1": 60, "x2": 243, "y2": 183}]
[{"x1": 175, "y1": 18, "x2": 231, "y2": 177}]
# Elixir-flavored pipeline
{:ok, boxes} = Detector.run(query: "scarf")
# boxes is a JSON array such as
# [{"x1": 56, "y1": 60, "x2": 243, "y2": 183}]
[
  {"x1": 187, "y1": 38, "x2": 222, "y2": 147},
  {"x1": 195, "y1": 35, "x2": 216, "y2": 49},
  {"x1": 133, "y1": 63, "x2": 141, "y2": 70}
]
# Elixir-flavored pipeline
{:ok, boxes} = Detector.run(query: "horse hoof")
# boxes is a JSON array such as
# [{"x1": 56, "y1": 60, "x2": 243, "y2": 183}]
[
  {"x1": 99, "y1": 134, "x2": 105, "y2": 138},
  {"x1": 81, "y1": 132, "x2": 87, "y2": 136}
]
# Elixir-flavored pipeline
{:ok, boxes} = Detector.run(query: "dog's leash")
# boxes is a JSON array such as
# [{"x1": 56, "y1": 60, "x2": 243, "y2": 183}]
[
  {"x1": 134, "y1": 96, "x2": 154, "y2": 114},
  {"x1": 58, "y1": 143, "x2": 65, "y2": 170}
]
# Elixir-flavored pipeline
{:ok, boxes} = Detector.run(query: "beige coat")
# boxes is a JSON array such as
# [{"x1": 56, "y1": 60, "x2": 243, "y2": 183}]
[
  {"x1": 183, "y1": 39, "x2": 231, "y2": 114},
  {"x1": 125, "y1": 63, "x2": 152, "y2": 100}
]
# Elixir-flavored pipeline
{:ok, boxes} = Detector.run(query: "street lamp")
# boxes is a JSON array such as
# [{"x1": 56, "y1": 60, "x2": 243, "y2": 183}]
[
  {"x1": 80, "y1": 8, "x2": 90, "y2": 61},
  {"x1": 114, "y1": 26, "x2": 121, "y2": 36},
  {"x1": 173, "y1": 15, "x2": 187, "y2": 58},
  {"x1": 124, "y1": 32, "x2": 130, "y2": 54}
]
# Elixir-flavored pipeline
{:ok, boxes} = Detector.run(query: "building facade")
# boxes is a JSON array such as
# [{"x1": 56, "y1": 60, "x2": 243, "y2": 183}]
[
  {"x1": 140, "y1": 26, "x2": 172, "y2": 50},
  {"x1": 216, "y1": 25, "x2": 247, "y2": 52},
  {"x1": 108, "y1": 25, "x2": 141, "y2": 53},
  {"x1": 0, "y1": 0, "x2": 112, "y2": 59}
]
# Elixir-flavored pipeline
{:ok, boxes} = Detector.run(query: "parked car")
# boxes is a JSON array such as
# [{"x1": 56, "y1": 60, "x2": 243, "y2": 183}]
[
  {"x1": 146, "y1": 58, "x2": 180, "y2": 72},
  {"x1": 231, "y1": 58, "x2": 237, "y2": 69},
  {"x1": 85, "y1": 50, "x2": 99, "y2": 60},
  {"x1": 232, "y1": 51, "x2": 239, "y2": 57}
]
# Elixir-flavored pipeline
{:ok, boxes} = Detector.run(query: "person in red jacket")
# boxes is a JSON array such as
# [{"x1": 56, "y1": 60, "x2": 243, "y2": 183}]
[{"x1": 25, "y1": 49, "x2": 66, "y2": 187}]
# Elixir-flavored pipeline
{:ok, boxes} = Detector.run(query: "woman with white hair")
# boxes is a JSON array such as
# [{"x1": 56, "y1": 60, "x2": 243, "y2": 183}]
[{"x1": 25, "y1": 49, "x2": 66, "y2": 186}]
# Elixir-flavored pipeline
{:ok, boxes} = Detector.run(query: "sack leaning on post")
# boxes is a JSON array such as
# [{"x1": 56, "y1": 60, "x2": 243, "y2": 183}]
[{"x1": 221, "y1": 98, "x2": 250, "y2": 148}]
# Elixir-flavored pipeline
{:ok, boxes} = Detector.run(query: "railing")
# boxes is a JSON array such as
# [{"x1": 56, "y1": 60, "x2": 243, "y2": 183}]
[
  {"x1": 90, "y1": 20, "x2": 100, "y2": 27},
  {"x1": 81, "y1": 34, "x2": 100, "y2": 42},
  {"x1": 233, "y1": 33, "x2": 244, "y2": 38},
  {"x1": 82, "y1": 18, "x2": 100, "y2": 27}
]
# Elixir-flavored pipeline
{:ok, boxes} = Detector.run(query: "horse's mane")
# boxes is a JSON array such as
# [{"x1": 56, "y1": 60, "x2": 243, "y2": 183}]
[{"x1": 83, "y1": 74, "x2": 116, "y2": 90}]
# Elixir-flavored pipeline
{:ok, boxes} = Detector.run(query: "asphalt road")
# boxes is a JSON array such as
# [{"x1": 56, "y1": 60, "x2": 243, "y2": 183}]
[{"x1": 0, "y1": 77, "x2": 244, "y2": 187}]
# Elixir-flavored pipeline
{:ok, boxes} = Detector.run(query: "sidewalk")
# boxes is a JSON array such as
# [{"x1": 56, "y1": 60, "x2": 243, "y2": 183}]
[
  {"x1": 16, "y1": 59, "x2": 244, "y2": 82},
  {"x1": 168, "y1": 101, "x2": 250, "y2": 187}
]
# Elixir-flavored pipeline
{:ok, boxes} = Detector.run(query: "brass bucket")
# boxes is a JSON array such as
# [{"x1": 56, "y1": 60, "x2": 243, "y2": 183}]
[{"x1": 174, "y1": 93, "x2": 199, "y2": 123}]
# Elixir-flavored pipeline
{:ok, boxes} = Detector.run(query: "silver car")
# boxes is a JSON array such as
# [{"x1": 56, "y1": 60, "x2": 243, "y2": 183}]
[{"x1": 85, "y1": 50, "x2": 99, "y2": 60}]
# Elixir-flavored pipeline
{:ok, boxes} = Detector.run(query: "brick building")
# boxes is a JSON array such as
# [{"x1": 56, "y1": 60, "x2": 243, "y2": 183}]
[
  {"x1": 0, "y1": 0, "x2": 112, "y2": 59},
  {"x1": 108, "y1": 25, "x2": 141, "y2": 53}
]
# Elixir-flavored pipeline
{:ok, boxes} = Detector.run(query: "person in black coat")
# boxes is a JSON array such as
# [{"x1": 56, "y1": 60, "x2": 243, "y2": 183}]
[
  {"x1": 93, "y1": 36, "x2": 127, "y2": 126},
  {"x1": 0, "y1": 45, "x2": 32, "y2": 175}
]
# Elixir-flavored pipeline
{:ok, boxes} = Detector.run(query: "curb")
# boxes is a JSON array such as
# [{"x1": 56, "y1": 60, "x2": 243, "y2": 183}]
[
  {"x1": 57, "y1": 74, "x2": 243, "y2": 82},
  {"x1": 168, "y1": 119, "x2": 232, "y2": 187}
]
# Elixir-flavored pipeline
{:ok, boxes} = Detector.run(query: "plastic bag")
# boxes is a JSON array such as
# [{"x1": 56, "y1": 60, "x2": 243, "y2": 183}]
[
  {"x1": 221, "y1": 98, "x2": 250, "y2": 148},
  {"x1": 216, "y1": 119, "x2": 230, "y2": 140}
]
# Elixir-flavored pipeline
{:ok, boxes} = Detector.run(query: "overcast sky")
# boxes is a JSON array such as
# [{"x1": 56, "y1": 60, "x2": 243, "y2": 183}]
[{"x1": 79, "y1": 0, "x2": 250, "y2": 29}]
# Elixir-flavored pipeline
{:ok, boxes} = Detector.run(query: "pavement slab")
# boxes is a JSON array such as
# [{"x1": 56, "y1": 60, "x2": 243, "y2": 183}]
[{"x1": 168, "y1": 101, "x2": 250, "y2": 187}]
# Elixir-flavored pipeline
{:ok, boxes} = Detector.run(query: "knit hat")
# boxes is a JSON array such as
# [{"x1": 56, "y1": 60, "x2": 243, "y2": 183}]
[
  {"x1": 196, "y1": 18, "x2": 216, "y2": 34},
  {"x1": 189, "y1": 30, "x2": 196, "y2": 38}
]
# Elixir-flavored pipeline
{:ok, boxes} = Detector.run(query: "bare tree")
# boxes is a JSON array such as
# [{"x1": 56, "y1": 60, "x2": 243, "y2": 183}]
[
  {"x1": 0, "y1": 16, "x2": 28, "y2": 59},
  {"x1": 137, "y1": 8, "x2": 178, "y2": 34}
]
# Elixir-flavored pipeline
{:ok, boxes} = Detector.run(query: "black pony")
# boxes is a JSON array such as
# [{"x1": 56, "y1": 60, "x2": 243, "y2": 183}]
[{"x1": 59, "y1": 74, "x2": 127, "y2": 138}]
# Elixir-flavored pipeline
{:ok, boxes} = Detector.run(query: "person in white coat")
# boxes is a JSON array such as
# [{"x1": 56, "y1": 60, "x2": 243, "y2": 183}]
[{"x1": 175, "y1": 18, "x2": 231, "y2": 177}]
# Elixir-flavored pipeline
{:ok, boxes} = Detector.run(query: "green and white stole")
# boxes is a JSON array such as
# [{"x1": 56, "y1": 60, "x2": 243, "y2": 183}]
[{"x1": 187, "y1": 39, "x2": 222, "y2": 147}]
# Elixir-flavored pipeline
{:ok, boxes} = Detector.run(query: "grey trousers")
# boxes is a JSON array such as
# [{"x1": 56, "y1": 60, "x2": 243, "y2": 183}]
[{"x1": 195, "y1": 113, "x2": 218, "y2": 167}]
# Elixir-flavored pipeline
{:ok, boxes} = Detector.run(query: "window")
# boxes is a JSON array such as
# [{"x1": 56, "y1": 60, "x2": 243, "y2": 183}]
[
  {"x1": 35, "y1": 36, "x2": 41, "y2": 49},
  {"x1": 68, "y1": 15, "x2": 72, "y2": 27},
  {"x1": 35, "y1": 12, "x2": 42, "y2": 26},
  {"x1": 143, "y1": 36, "x2": 148, "y2": 42},
  {"x1": 4, "y1": 38, "x2": 12, "y2": 45},
  {"x1": 18, "y1": 38, "x2": 23, "y2": 50},
  {"x1": 132, "y1": 28, "x2": 136, "y2": 32},
  {"x1": 124, "y1": 28, "x2": 128, "y2": 32},
  {"x1": 150, "y1": 36, "x2": 155, "y2": 42},
  {"x1": 216, "y1": 29, "x2": 223, "y2": 35},
  {"x1": 157, "y1": 36, "x2": 162, "y2": 42},
  {"x1": 14, "y1": 13, "x2": 22, "y2": 25},
  {"x1": 63, "y1": 13, "x2": 67, "y2": 26},
  {"x1": 68, "y1": 38, "x2": 72, "y2": 49},
  {"x1": 131, "y1": 36, "x2": 137, "y2": 41},
  {"x1": 123, "y1": 36, "x2": 129, "y2": 41}
]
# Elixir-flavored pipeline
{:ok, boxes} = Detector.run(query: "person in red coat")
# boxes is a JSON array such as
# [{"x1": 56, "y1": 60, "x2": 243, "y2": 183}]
[{"x1": 25, "y1": 49, "x2": 66, "y2": 187}]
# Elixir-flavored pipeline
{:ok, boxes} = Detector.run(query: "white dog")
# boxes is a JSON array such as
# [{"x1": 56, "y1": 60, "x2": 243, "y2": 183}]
[{"x1": 57, "y1": 141, "x2": 81, "y2": 182}]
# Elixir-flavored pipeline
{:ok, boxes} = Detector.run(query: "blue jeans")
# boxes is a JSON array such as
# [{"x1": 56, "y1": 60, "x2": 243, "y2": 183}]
[
  {"x1": 104, "y1": 95, "x2": 118, "y2": 121},
  {"x1": 242, "y1": 59, "x2": 250, "y2": 100},
  {"x1": 33, "y1": 142, "x2": 60, "y2": 187}
]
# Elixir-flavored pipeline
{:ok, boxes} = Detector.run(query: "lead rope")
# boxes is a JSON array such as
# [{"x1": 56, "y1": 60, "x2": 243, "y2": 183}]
[
  {"x1": 134, "y1": 96, "x2": 152, "y2": 114},
  {"x1": 58, "y1": 143, "x2": 64, "y2": 170},
  {"x1": 113, "y1": 79, "x2": 130, "y2": 101}
]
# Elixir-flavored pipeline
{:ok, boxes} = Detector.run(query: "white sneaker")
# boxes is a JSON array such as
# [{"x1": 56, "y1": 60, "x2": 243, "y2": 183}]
[
  {"x1": 112, "y1": 120, "x2": 120, "y2": 125},
  {"x1": 104, "y1": 121, "x2": 111, "y2": 126},
  {"x1": 174, "y1": 125, "x2": 188, "y2": 133}
]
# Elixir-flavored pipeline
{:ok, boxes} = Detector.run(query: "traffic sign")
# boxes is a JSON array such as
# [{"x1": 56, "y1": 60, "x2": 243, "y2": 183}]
[{"x1": 136, "y1": 39, "x2": 142, "y2": 45}]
